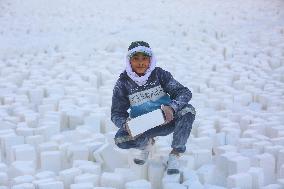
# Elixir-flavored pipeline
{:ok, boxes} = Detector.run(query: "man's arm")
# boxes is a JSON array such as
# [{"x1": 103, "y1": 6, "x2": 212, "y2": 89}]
[
  {"x1": 111, "y1": 80, "x2": 130, "y2": 128},
  {"x1": 159, "y1": 68, "x2": 192, "y2": 113}
]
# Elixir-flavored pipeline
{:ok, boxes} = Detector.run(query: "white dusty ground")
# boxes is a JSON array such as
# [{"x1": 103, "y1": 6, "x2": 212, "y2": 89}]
[{"x1": 0, "y1": 0, "x2": 284, "y2": 188}]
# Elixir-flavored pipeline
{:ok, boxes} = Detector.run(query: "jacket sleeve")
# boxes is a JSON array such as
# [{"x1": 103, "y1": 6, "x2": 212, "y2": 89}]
[
  {"x1": 159, "y1": 68, "x2": 192, "y2": 113},
  {"x1": 111, "y1": 80, "x2": 130, "y2": 128}
]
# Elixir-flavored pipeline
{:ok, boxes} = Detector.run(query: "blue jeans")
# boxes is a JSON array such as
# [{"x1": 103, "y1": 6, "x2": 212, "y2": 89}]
[{"x1": 114, "y1": 104, "x2": 196, "y2": 153}]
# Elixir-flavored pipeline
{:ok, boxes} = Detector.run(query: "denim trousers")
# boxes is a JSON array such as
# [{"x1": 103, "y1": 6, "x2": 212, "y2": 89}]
[{"x1": 114, "y1": 104, "x2": 196, "y2": 153}]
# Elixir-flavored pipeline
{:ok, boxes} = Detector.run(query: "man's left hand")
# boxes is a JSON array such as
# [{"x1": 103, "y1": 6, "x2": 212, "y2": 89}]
[{"x1": 161, "y1": 105, "x2": 174, "y2": 123}]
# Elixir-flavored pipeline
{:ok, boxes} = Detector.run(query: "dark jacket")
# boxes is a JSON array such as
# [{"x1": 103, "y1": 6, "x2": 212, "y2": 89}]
[{"x1": 111, "y1": 67, "x2": 192, "y2": 128}]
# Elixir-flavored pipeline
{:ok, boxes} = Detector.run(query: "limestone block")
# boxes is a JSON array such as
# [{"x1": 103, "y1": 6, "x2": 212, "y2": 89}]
[
  {"x1": 227, "y1": 173, "x2": 252, "y2": 189},
  {"x1": 191, "y1": 137, "x2": 213, "y2": 150},
  {"x1": 148, "y1": 160, "x2": 165, "y2": 189},
  {"x1": 67, "y1": 144, "x2": 89, "y2": 163},
  {"x1": 70, "y1": 183, "x2": 93, "y2": 189},
  {"x1": 252, "y1": 141, "x2": 272, "y2": 154},
  {"x1": 11, "y1": 183, "x2": 35, "y2": 189},
  {"x1": 25, "y1": 135, "x2": 44, "y2": 147},
  {"x1": 93, "y1": 143, "x2": 128, "y2": 171},
  {"x1": 228, "y1": 156, "x2": 250, "y2": 175},
  {"x1": 0, "y1": 172, "x2": 8, "y2": 185},
  {"x1": 9, "y1": 161, "x2": 35, "y2": 178},
  {"x1": 248, "y1": 167, "x2": 264, "y2": 189},
  {"x1": 191, "y1": 149, "x2": 212, "y2": 169},
  {"x1": 13, "y1": 175, "x2": 34, "y2": 185},
  {"x1": 114, "y1": 168, "x2": 139, "y2": 183},
  {"x1": 196, "y1": 164, "x2": 216, "y2": 184},
  {"x1": 40, "y1": 151, "x2": 62, "y2": 174},
  {"x1": 101, "y1": 172, "x2": 124, "y2": 189},
  {"x1": 260, "y1": 184, "x2": 283, "y2": 189},
  {"x1": 37, "y1": 181, "x2": 64, "y2": 189},
  {"x1": 215, "y1": 152, "x2": 240, "y2": 176},
  {"x1": 125, "y1": 179, "x2": 151, "y2": 189},
  {"x1": 59, "y1": 168, "x2": 82, "y2": 189},
  {"x1": 84, "y1": 114, "x2": 102, "y2": 133},
  {"x1": 252, "y1": 153, "x2": 275, "y2": 185},
  {"x1": 74, "y1": 173, "x2": 100, "y2": 187},
  {"x1": 35, "y1": 171, "x2": 56, "y2": 180},
  {"x1": 163, "y1": 183, "x2": 186, "y2": 189},
  {"x1": 214, "y1": 145, "x2": 237, "y2": 156}
]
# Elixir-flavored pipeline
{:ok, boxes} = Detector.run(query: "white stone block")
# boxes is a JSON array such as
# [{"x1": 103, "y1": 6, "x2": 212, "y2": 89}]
[
  {"x1": 77, "y1": 163, "x2": 101, "y2": 175},
  {"x1": 11, "y1": 144, "x2": 36, "y2": 163},
  {"x1": 252, "y1": 153, "x2": 275, "y2": 185},
  {"x1": 216, "y1": 152, "x2": 240, "y2": 176},
  {"x1": 191, "y1": 149, "x2": 212, "y2": 169},
  {"x1": 32, "y1": 178, "x2": 56, "y2": 188},
  {"x1": 84, "y1": 114, "x2": 102, "y2": 133},
  {"x1": 213, "y1": 132, "x2": 226, "y2": 147},
  {"x1": 115, "y1": 168, "x2": 139, "y2": 183},
  {"x1": 248, "y1": 167, "x2": 264, "y2": 189},
  {"x1": 85, "y1": 141, "x2": 104, "y2": 160},
  {"x1": 163, "y1": 183, "x2": 186, "y2": 189},
  {"x1": 74, "y1": 173, "x2": 99, "y2": 186},
  {"x1": 101, "y1": 172, "x2": 124, "y2": 189},
  {"x1": 28, "y1": 88, "x2": 44, "y2": 105},
  {"x1": 129, "y1": 159, "x2": 148, "y2": 180},
  {"x1": 40, "y1": 151, "x2": 62, "y2": 173},
  {"x1": 204, "y1": 184, "x2": 226, "y2": 189},
  {"x1": 67, "y1": 110, "x2": 84, "y2": 129},
  {"x1": 279, "y1": 164, "x2": 284, "y2": 178},
  {"x1": 38, "y1": 142, "x2": 58, "y2": 153},
  {"x1": 237, "y1": 138, "x2": 257, "y2": 149},
  {"x1": 148, "y1": 160, "x2": 165, "y2": 189},
  {"x1": 227, "y1": 173, "x2": 252, "y2": 189},
  {"x1": 59, "y1": 168, "x2": 82, "y2": 189},
  {"x1": 222, "y1": 128, "x2": 240, "y2": 145},
  {"x1": 228, "y1": 156, "x2": 250, "y2": 175},
  {"x1": 182, "y1": 169, "x2": 199, "y2": 183},
  {"x1": 252, "y1": 141, "x2": 272, "y2": 154},
  {"x1": 24, "y1": 113, "x2": 39, "y2": 128},
  {"x1": 1, "y1": 135, "x2": 25, "y2": 163},
  {"x1": 9, "y1": 161, "x2": 35, "y2": 178},
  {"x1": 12, "y1": 183, "x2": 35, "y2": 189},
  {"x1": 70, "y1": 183, "x2": 93, "y2": 189},
  {"x1": 260, "y1": 184, "x2": 283, "y2": 189},
  {"x1": 25, "y1": 135, "x2": 44, "y2": 147},
  {"x1": 67, "y1": 144, "x2": 89, "y2": 163},
  {"x1": 35, "y1": 171, "x2": 56, "y2": 180},
  {"x1": 162, "y1": 172, "x2": 180, "y2": 184},
  {"x1": 183, "y1": 179, "x2": 204, "y2": 189},
  {"x1": 0, "y1": 163, "x2": 7, "y2": 172},
  {"x1": 196, "y1": 164, "x2": 216, "y2": 184},
  {"x1": 93, "y1": 143, "x2": 128, "y2": 171},
  {"x1": 179, "y1": 155, "x2": 195, "y2": 170},
  {"x1": 37, "y1": 181, "x2": 64, "y2": 189},
  {"x1": 125, "y1": 179, "x2": 151, "y2": 189},
  {"x1": 0, "y1": 172, "x2": 8, "y2": 185},
  {"x1": 214, "y1": 145, "x2": 237, "y2": 156},
  {"x1": 191, "y1": 137, "x2": 213, "y2": 150},
  {"x1": 13, "y1": 175, "x2": 34, "y2": 185},
  {"x1": 16, "y1": 127, "x2": 34, "y2": 137}
]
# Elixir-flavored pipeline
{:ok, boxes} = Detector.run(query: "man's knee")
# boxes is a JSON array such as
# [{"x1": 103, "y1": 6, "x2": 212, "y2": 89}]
[{"x1": 115, "y1": 140, "x2": 131, "y2": 149}]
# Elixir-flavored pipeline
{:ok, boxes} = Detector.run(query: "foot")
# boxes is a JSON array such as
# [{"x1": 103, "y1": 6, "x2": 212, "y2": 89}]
[
  {"x1": 133, "y1": 138, "x2": 155, "y2": 165},
  {"x1": 167, "y1": 153, "x2": 180, "y2": 175}
]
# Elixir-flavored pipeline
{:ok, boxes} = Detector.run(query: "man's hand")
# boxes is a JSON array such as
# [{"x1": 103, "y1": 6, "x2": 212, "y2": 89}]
[
  {"x1": 123, "y1": 118, "x2": 134, "y2": 139},
  {"x1": 161, "y1": 105, "x2": 174, "y2": 123}
]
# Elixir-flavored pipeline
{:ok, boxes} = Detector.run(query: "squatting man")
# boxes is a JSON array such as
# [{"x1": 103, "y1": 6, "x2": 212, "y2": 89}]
[{"x1": 111, "y1": 41, "x2": 196, "y2": 174}]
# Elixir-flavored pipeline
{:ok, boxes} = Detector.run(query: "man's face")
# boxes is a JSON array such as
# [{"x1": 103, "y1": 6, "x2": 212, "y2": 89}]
[{"x1": 130, "y1": 52, "x2": 151, "y2": 76}]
